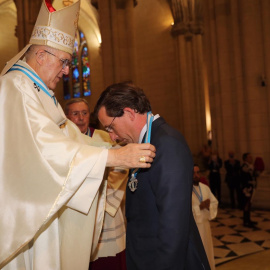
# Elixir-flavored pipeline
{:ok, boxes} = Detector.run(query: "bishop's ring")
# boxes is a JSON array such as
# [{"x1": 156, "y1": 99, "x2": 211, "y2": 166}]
[{"x1": 139, "y1": 156, "x2": 146, "y2": 163}]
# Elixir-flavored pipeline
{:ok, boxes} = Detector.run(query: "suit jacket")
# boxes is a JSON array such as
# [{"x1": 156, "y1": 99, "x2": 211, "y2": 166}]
[
  {"x1": 126, "y1": 117, "x2": 210, "y2": 270},
  {"x1": 224, "y1": 159, "x2": 241, "y2": 186}
]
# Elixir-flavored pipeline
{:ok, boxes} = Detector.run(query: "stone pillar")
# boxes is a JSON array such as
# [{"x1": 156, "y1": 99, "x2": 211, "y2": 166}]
[
  {"x1": 228, "y1": 0, "x2": 248, "y2": 156},
  {"x1": 259, "y1": 0, "x2": 270, "y2": 169},
  {"x1": 168, "y1": 0, "x2": 207, "y2": 154},
  {"x1": 14, "y1": 0, "x2": 41, "y2": 50},
  {"x1": 98, "y1": 0, "x2": 115, "y2": 86},
  {"x1": 98, "y1": 0, "x2": 137, "y2": 86},
  {"x1": 238, "y1": 0, "x2": 270, "y2": 167},
  {"x1": 203, "y1": 0, "x2": 270, "y2": 170}
]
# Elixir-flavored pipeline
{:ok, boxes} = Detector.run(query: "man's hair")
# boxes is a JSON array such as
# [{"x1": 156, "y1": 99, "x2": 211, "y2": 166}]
[
  {"x1": 64, "y1": 98, "x2": 90, "y2": 115},
  {"x1": 242, "y1": 152, "x2": 250, "y2": 161},
  {"x1": 25, "y1": 45, "x2": 39, "y2": 61},
  {"x1": 24, "y1": 45, "x2": 60, "y2": 62},
  {"x1": 94, "y1": 81, "x2": 151, "y2": 118}
]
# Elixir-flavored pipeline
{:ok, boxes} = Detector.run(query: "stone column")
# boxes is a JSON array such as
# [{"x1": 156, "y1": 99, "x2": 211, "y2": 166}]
[
  {"x1": 168, "y1": 0, "x2": 207, "y2": 154},
  {"x1": 14, "y1": 0, "x2": 41, "y2": 50},
  {"x1": 238, "y1": 0, "x2": 269, "y2": 162},
  {"x1": 98, "y1": 0, "x2": 137, "y2": 86},
  {"x1": 203, "y1": 0, "x2": 270, "y2": 169},
  {"x1": 98, "y1": 0, "x2": 115, "y2": 86},
  {"x1": 260, "y1": 0, "x2": 270, "y2": 168},
  {"x1": 228, "y1": 0, "x2": 248, "y2": 156}
]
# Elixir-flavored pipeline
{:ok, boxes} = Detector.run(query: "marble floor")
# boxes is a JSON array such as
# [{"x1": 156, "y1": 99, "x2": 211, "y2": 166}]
[
  {"x1": 216, "y1": 249, "x2": 270, "y2": 270},
  {"x1": 211, "y1": 208, "x2": 270, "y2": 268}
]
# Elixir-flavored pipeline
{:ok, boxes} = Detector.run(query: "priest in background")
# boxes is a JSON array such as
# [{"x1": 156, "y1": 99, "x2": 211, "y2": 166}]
[{"x1": 192, "y1": 164, "x2": 218, "y2": 270}]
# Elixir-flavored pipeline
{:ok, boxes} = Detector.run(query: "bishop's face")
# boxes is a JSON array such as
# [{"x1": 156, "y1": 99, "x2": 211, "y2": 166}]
[{"x1": 41, "y1": 48, "x2": 71, "y2": 90}]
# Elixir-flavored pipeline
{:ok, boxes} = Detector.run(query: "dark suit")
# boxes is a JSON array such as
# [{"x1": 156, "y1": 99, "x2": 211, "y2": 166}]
[
  {"x1": 224, "y1": 159, "x2": 241, "y2": 209},
  {"x1": 126, "y1": 117, "x2": 210, "y2": 270}
]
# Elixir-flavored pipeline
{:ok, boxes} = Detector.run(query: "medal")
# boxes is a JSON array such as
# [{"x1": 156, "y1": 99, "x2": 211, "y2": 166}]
[
  {"x1": 128, "y1": 111, "x2": 154, "y2": 192},
  {"x1": 128, "y1": 175, "x2": 138, "y2": 192}
]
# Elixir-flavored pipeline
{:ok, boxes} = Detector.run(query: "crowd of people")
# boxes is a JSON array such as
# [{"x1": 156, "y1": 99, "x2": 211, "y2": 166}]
[
  {"x1": 0, "y1": 1, "x2": 265, "y2": 270},
  {"x1": 197, "y1": 145, "x2": 264, "y2": 228},
  {"x1": 191, "y1": 148, "x2": 264, "y2": 269}
]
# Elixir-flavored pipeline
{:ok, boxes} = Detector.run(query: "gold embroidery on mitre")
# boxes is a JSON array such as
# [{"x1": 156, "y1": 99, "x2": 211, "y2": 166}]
[
  {"x1": 62, "y1": 0, "x2": 74, "y2": 7},
  {"x1": 74, "y1": 11, "x2": 79, "y2": 30},
  {"x1": 31, "y1": 26, "x2": 75, "y2": 49}
]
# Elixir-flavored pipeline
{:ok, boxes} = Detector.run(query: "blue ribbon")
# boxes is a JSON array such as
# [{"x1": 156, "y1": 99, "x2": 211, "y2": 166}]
[
  {"x1": 193, "y1": 185, "x2": 203, "y2": 202},
  {"x1": 9, "y1": 64, "x2": 57, "y2": 105},
  {"x1": 131, "y1": 111, "x2": 154, "y2": 180}
]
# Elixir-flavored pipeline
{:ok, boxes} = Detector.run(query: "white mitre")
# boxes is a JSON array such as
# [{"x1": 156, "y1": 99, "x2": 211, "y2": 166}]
[{"x1": 1, "y1": 0, "x2": 80, "y2": 76}]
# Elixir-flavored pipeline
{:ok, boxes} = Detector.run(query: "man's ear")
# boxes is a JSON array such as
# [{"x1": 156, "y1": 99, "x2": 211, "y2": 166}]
[
  {"x1": 123, "y1": 107, "x2": 136, "y2": 121},
  {"x1": 35, "y1": 50, "x2": 46, "y2": 66}
]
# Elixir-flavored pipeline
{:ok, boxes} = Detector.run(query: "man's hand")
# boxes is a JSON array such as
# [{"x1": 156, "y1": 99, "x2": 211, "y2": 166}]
[{"x1": 107, "y1": 143, "x2": 156, "y2": 168}]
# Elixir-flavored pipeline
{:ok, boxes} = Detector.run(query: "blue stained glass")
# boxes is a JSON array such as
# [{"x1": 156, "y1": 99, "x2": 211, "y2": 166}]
[
  {"x1": 63, "y1": 30, "x2": 91, "y2": 99},
  {"x1": 84, "y1": 91, "x2": 91, "y2": 97},
  {"x1": 74, "y1": 39, "x2": 79, "y2": 52},
  {"x1": 73, "y1": 67, "x2": 79, "y2": 79},
  {"x1": 83, "y1": 66, "x2": 90, "y2": 77}
]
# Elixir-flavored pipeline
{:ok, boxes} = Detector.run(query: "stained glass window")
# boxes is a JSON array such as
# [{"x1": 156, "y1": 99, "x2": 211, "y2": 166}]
[
  {"x1": 80, "y1": 32, "x2": 91, "y2": 97},
  {"x1": 63, "y1": 30, "x2": 91, "y2": 99}
]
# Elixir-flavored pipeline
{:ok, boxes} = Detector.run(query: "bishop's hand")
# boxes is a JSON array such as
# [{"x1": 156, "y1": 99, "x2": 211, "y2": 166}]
[{"x1": 107, "y1": 143, "x2": 156, "y2": 169}]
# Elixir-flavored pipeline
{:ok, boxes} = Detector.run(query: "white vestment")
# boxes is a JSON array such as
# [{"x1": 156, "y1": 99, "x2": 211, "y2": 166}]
[
  {"x1": 0, "y1": 61, "x2": 110, "y2": 270},
  {"x1": 90, "y1": 130, "x2": 128, "y2": 261},
  {"x1": 192, "y1": 183, "x2": 218, "y2": 270}
]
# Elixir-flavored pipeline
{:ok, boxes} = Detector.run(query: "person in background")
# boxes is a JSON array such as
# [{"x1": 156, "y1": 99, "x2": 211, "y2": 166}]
[
  {"x1": 200, "y1": 174, "x2": 209, "y2": 186},
  {"x1": 208, "y1": 151, "x2": 223, "y2": 204},
  {"x1": 94, "y1": 82, "x2": 210, "y2": 270},
  {"x1": 65, "y1": 98, "x2": 95, "y2": 136},
  {"x1": 192, "y1": 164, "x2": 218, "y2": 270},
  {"x1": 65, "y1": 98, "x2": 128, "y2": 270},
  {"x1": 240, "y1": 153, "x2": 257, "y2": 228},
  {"x1": 198, "y1": 144, "x2": 212, "y2": 172},
  {"x1": 0, "y1": 1, "x2": 155, "y2": 268},
  {"x1": 224, "y1": 151, "x2": 242, "y2": 209},
  {"x1": 253, "y1": 156, "x2": 265, "y2": 178}
]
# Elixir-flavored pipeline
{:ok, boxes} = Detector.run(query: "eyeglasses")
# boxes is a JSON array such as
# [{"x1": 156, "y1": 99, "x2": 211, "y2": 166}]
[
  {"x1": 105, "y1": 117, "x2": 116, "y2": 133},
  {"x1": 44, "y1": 50, "x2": 71, "y2": 69}
]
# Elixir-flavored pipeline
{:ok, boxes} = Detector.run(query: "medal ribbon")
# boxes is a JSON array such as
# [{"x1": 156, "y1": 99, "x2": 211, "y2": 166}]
[
  {"x1": 129, "y1": 111, "x2": 154, "y2": 188},
  {"x1": 9, "y1": 64, "x2": 57, "y2": 105},
  {"x1": 193, "y1": 185, "x2": 203, "y2": 202}
]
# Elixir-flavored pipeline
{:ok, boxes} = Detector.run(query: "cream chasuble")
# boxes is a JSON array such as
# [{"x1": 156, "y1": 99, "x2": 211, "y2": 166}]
[
  {"x1": 0, "y1": 61, "x2": 109, "y2": 270},
  {"x1": 90, "y1": 130, "x2": 128, "y2": 262},
  {"x1": 192, "y1": 183, "x2": 218, "y2": 270}
]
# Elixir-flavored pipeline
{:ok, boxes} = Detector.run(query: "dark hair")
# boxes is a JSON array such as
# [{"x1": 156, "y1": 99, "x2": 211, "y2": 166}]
[
  {"x1": 242, "y1": 152, "x2": 250, "y2": 161},
  {"x1": 94, "y1": 82, "x2": 151, "y2": 118}
]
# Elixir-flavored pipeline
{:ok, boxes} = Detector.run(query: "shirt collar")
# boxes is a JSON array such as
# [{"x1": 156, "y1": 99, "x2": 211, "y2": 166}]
[{"x1": 138, "y1": 114, "x2": 160, "y2": 143}]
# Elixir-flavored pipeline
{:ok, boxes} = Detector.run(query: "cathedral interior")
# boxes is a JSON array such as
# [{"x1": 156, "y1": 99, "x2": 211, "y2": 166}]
[{"x1": 1, "y1": 0, "x2": 270, "y2": 268}]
